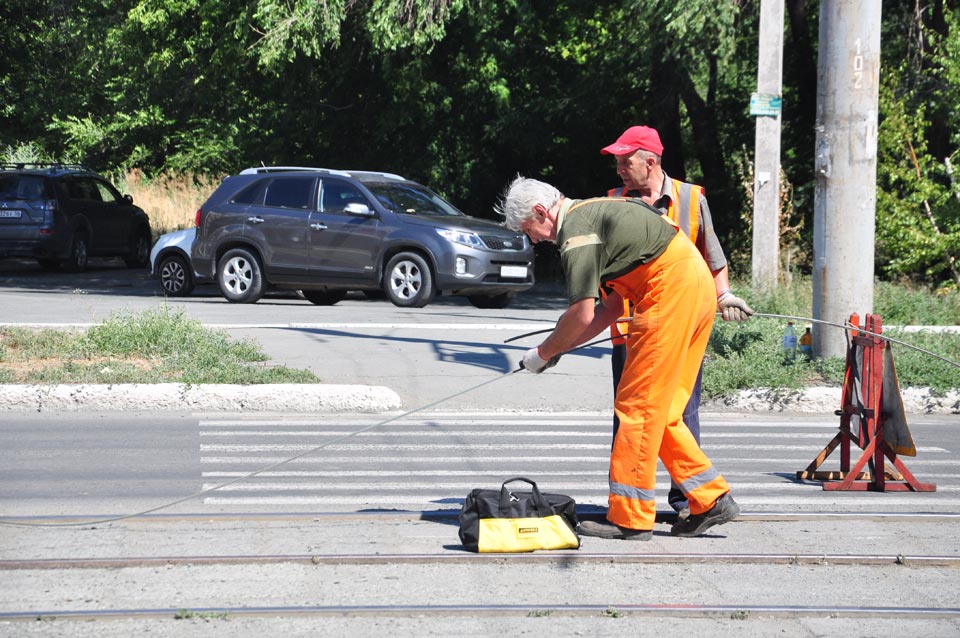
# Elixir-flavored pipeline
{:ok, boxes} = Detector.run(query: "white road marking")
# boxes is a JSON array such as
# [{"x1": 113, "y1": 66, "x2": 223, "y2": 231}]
[
  {"x1": 200, "y1": 481, "x2": 960, "y2": 492},
  {"x1": 199, "y1": 413, "x2": 956, "y2": 507},
  {"x1": 199, "y1": 443, "x2": 950, "y2": 453},
  {"x1": 203, "y1": 495, "x2": 960, "y2": 506}
]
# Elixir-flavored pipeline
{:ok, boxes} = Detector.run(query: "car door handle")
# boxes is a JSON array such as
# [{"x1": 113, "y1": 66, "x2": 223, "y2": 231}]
[
  {"x1": 310, "y1": 223, "x2": 328, "y2": 231},
  {"x1": 248, "y1": 216, "x2": 265, "y2": 224}
]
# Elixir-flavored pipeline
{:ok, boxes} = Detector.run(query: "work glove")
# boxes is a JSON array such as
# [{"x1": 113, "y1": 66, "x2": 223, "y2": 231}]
[
  {"x1": 717, "y1": 290, "x2": 754, "y2": 322},
  {"x1": 521, "y1": 347, "x2": 560, "y2": 373}
]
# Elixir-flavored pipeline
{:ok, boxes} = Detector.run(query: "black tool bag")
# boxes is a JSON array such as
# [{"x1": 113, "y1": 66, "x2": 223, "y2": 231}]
[{"x1": 458, "y1": 477, "x2": 580, "y2": 553}]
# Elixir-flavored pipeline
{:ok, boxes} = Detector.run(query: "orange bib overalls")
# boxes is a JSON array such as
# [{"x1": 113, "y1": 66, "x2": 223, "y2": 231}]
[{"x1": 602, "y1": 231, "x2": 729, "y2": 530}]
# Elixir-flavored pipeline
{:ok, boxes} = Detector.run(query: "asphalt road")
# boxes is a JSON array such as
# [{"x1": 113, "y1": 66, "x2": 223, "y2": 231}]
[
  {"x1": 2, "y1": 410, "x2": 960, "y2": 637},
  {"x1": 2, "y1": 410, "x2": 959, "y2": 517},
  {"x1": 2, "y1": 257, "x2": 960, "y2": 637}
]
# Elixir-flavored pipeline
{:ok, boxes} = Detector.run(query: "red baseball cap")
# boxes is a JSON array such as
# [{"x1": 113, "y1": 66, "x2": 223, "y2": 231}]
[{"x1": 600, "y1": 125, "x2": 664, "y2": 156}]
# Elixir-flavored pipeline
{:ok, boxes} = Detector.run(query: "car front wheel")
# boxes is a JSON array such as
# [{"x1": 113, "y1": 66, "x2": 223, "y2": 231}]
[
  {"x1": 384, "y1": 252, "x2": 434, "y2": 308},
  {"x1": 217, "y1": 247, "x2": 264, "y2": 303},
  {"x1": 158, "y1": 254, "x2": 195, "y2": 296}
]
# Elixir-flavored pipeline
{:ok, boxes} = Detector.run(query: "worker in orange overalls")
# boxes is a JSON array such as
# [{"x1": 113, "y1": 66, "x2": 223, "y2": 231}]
[
  {"x1": 600, "y1": 125, "x2": 753, "y2": 515},
  {"x1": 497, "y1": 176, "x2": 740, "y2": 539}
]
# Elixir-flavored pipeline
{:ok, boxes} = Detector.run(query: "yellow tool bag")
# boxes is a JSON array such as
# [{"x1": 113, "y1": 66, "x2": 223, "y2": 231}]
[{"x1": 458, "y1": 477, "x2": 581, "y2": 553}]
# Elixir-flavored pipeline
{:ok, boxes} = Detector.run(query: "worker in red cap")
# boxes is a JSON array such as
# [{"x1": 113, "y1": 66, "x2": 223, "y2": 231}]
[
  {"x1": 600, "y1": 125, "x2": 753, "y2": 516},
  {"x1": 498, "y1": 176, "x2": 740, "y2": 539}
]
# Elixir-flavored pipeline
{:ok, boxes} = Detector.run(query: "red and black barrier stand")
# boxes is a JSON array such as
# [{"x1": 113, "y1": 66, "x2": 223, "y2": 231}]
[{"x1": 797, "y1": 313, "x2": 936, "y2": 492}]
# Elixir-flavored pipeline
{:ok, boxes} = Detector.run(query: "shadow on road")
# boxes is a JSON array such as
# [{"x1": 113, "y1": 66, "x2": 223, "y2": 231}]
[{"x1": 0, "y1": 256, "x2": 570, "y2": 310}]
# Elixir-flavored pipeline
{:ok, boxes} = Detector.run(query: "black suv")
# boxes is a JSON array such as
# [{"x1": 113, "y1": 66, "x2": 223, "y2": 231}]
[
  {"x1": 192, "y1": 167, "x2": 534, "y2": 308},
  {"x1": 0, "y1": 163, "x2": 152, "y2": 272}
]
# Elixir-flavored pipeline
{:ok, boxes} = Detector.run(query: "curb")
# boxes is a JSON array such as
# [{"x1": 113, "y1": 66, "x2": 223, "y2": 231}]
[
  {"x1": 0, "y1": 384, "x2": 956, "y2": 415},
  {"x1": 704, "y1": 386, "x2": 960, "y2": 415},
  {"x1": 0, "y1": 383, "x2": 402, "y2": 413}
]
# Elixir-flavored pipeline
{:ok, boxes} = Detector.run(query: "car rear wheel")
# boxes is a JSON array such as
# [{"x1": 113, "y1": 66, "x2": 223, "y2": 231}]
[
  {"x1": 158, "y1": 254, "x2": 195, "y2": 296},
  {"x1": 384, "y1": 252, "x2": 434, "y2": 308},
  {"x1": 468, "y1": 293, "x2": 514, "y2": 309},
  {"x1": 217, "y1": 247, "x2": 264, "y2": 303},
  {"x1": 124, "y1": 228, "x2": 152, "y2": 268},
  {"x1": 61, "y1": 231, "x2": 89, "y2": 273},
  {"x1": 301, "y1": 290, "x2": 347, "y2": 305}
]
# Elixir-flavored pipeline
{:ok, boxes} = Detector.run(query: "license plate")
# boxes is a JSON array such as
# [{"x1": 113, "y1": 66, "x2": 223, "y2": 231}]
[
  {"x1": 500, "y1": 265, "x2": 527, "y2": 279},
  {"x1": 0, "y1": 209, "x2": 22, "y2": 218}
]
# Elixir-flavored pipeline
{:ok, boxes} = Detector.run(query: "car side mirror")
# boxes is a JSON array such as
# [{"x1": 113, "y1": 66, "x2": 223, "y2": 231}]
[
  {"x1": 344, "y1": 202, "x2": 373, "y2": 216},
  {"x1": 123, "y1": 194, "x2": 134, "y2": 204}
]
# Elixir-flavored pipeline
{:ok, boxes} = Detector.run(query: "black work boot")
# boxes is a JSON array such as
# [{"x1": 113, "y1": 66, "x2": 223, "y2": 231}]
[
  {"x1": 579, "y1": 520, "x2": 652, "y2": 541},
  {"x1": 670, "y1": 493, "x2": 740, "y2": 537}
]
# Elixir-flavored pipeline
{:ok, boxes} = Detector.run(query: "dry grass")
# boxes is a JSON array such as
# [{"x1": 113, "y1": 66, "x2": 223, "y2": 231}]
[{"x1": 116, "y1": 170, "x2": 222, "y2": 238}]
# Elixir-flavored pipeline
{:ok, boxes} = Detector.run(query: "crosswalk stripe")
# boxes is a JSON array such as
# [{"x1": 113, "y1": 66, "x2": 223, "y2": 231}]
[
  {"x1": 198, "y1": 430, "x2": 842, "y2": 439},
  {"x1": 198, "y1": 419, "x2": 841, "y2": 428},
  {"x1": 200, "y1": 481, "x2": 960, "y2": 492},
  {"x1": 199, "y1": 414, "x2": 956, "y2": 509},
  {"x1": 202, "y1": 495, "x2": 960, "y2": 506},
  {"x1": 199, "y1": 470, "x2": 960, "y2": 480},
  {"x1": 199, "y1": 443, "x2": 951, "y2": 453},
  {"x1": 199, "y1": 456, "x2": 960, "y2": 466}
]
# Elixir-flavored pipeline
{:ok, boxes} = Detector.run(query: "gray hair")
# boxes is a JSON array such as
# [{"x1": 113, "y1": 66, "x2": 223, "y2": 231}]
[
  {"x1": 495, "y1": 176, "x2": 563, "y2": 231},
  {"x1": 636, "y1": 149, "x2": 662, "y2": 164}
]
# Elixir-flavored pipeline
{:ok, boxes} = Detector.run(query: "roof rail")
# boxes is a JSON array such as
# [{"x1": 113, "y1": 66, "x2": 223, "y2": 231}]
[
  {"x1": 238, "y1": 166, "x2": 352, "y2": 177},
  {"x1": 237, "y1": 166, "x2": 406, "y2": 181},
  {"x1": 0, "y1": 162, "x2": 91, "y2": 172},
  {"x1": 341, "y1": 170, "x2": 406, "y2": 181}
]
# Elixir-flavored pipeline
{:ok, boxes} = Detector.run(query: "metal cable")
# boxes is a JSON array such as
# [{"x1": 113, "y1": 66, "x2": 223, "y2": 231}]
[
  {"x1": 3, "y1": 312, "x2": 956, "y2": 528},
  {"x1": 0, "y1": 370, "x2": 523, "y2": 528},
  {"x1": 751, "y1": 313, "x2": 959, "y2": 370},
  {"x1": 506, "y1": 313, "x2": 960, "y2": 370}
]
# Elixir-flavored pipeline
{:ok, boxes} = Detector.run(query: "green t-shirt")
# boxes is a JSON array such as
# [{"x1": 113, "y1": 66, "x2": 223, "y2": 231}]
[{"x1": 556, "y1": 197, "x2": 677, "y2": 303}]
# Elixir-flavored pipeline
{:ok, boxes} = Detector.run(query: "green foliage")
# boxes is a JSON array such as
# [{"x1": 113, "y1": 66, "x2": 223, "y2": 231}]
[
  {"x1": 875, "y1": 67, "x2": 960, "y2": 284},
  {"x1": 884, "y1": 329, "x2": 960, "y2": 394},
  {"x1": 699, "y1": 277, "x2": 960, "y2": 397},
  {"x1": 3, "y1": 1, "x2": 960, "y2": 289},
  {"x1": 0, "y1": 307, "x2": 319, "y2": 385},
  {"x1": 1, "y1": 142, "x2": 57, "y2": 164},
  {"x1": 703, "y1": 318, "x2": 840, "y2": 398},
  {"x1": 250, "y1": 0, "x2": 349, "y2": 67},
  {"x1": 874, "y1": 280, "x2": 960, "y2": 325},
  {"x1": 873, "y1": 4, "x2": 960, "y2": 287}
]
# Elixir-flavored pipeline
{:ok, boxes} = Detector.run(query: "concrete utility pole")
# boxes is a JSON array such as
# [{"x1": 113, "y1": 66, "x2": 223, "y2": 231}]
[
  {"x1": 813, "y1": 1, "x2": 882, "y2": 359},
  {"x1": 751, "y1": 0, "x2": 784, "y2": 291}
]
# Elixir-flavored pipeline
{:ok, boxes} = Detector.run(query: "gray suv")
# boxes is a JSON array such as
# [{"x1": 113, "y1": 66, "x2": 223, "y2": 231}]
[{"x1": 191, "y1": 167, "x2": 534, "y2": 308}]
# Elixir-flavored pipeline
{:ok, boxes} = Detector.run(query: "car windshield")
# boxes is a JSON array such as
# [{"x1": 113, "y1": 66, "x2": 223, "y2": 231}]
[{"x1": 364, "y1": 182, "x2": 465, "y2": 217}]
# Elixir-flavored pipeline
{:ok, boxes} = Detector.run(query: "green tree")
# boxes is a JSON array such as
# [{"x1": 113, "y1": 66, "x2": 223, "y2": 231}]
[{"x1": 875, "y1": 3, "x2": 960, "y2": 287}]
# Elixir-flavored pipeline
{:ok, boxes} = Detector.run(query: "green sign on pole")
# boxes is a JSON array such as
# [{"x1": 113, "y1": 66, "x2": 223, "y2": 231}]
[{"x1": 750, "y1": 92, "x2": 782, "y2": 117}]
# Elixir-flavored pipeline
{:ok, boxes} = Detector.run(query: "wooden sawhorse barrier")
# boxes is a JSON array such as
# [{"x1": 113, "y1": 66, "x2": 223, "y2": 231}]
[{"x1": 797, "y1": 313, "x2": 936, "y2": 492}]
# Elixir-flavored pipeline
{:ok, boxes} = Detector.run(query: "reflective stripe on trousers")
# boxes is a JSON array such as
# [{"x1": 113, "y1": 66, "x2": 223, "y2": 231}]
[{"x1": 604, "y1": 233, "x2": 729, "y2": 530}]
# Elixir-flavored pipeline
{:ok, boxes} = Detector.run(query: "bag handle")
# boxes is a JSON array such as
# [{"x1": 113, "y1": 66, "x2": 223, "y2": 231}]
[{"x1": 498, "y1": 477, "x2": 550, "y2": 516}]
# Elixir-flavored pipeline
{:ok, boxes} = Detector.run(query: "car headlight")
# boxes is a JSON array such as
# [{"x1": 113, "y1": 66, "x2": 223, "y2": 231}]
[{"x1": 436, "y1": 228, "x2": 485, "y2": 248}]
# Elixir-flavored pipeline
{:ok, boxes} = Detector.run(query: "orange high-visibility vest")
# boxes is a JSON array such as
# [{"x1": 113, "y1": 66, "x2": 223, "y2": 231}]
[{"x1": 607, "y1": 179, "x2": 703, "y2": 344}]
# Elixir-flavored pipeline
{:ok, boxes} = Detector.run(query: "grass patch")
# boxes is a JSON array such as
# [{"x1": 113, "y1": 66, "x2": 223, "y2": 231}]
[
  {"x1": 0, "y1": 280, "x2": 955, "y2": 396},
  {"x1": 0, "y1": 307, "x2": 319, "y2": 385},
  {"x1": 702, "y1": 277, "x2": 960, "y2": 397}
]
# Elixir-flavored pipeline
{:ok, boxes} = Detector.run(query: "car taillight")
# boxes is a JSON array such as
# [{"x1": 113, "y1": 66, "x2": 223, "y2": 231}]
[
  {"x1": 194, "y1": 208, "x2": 202, "y2": 227},
  {"x1": 40, "y1": 201, "x2": 57, "y2": 232}
]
